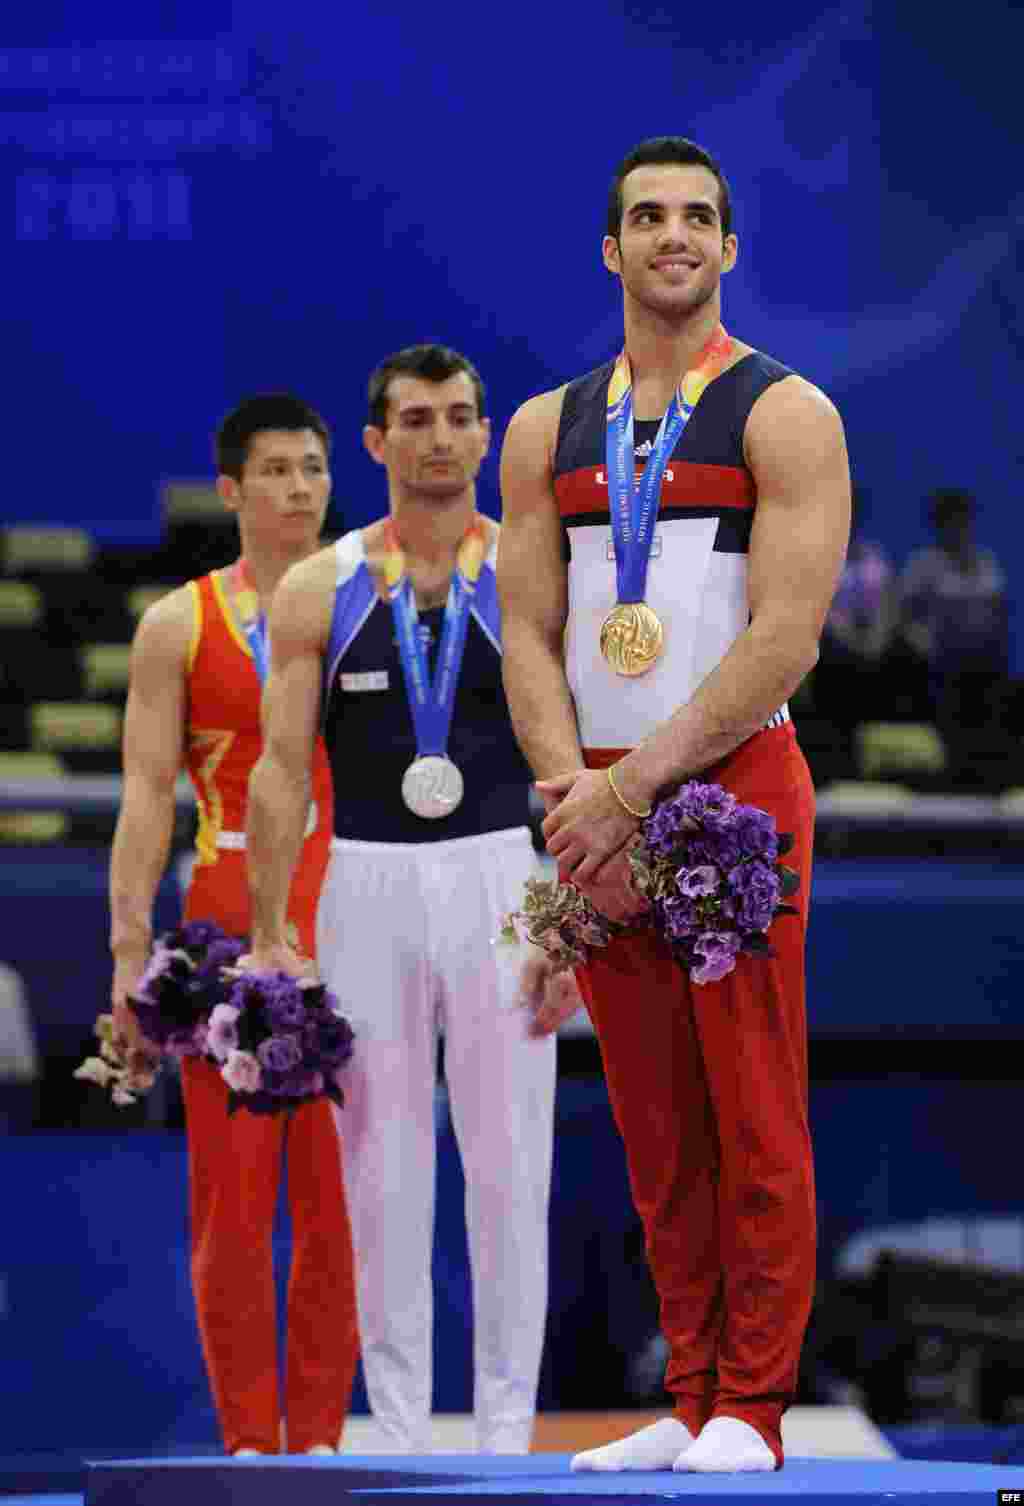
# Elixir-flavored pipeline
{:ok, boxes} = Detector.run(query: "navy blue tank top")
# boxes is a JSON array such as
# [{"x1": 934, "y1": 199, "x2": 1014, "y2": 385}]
[{"x1": 321, "y1": 530, "x2": 533, "y2": 843}]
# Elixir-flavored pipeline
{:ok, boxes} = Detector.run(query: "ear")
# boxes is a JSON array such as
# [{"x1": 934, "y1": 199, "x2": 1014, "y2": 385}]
[
  {"x1": 602, "y1": 234, "x2": 622, "y2": 277},
  {"x1": 721, "y1": 233, "x2": 739, "y2": 275},
  {"x1": 363, "y1": 425, "x2": 386, "y2": 466},
  {"x1": 478, "y1": 415, "x2": 492, "y2": 460},
  {"x1": 216, "y1": 474, "x2": 240, "y2": 514}
]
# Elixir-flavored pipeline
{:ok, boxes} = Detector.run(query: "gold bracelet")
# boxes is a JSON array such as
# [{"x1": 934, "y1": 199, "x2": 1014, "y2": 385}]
[{"x1": 606, "y1": 764, "x2": 652, "y2": 820}]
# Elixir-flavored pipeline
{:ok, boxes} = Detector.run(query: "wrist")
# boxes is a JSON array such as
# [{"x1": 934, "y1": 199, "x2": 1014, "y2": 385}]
[
  {"x1": 111, "y1": 935, "x2": 151, "y2": 960},
  {"x1": 606, "y1": 763, "x2": 652, "y2": 821},
  {"x1": 612, "y1": 755, "x2": 661, "y2": 814}
]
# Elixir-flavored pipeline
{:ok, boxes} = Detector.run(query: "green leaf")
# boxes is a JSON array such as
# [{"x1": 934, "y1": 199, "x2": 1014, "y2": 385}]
[{"x1": 778, "y1": 865, "x2": 800, "y2": 897}]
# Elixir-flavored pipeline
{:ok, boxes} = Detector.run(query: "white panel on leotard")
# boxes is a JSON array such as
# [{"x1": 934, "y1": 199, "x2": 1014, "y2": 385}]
[{"x1": 566, "y1": 516, "x2": 748, "y2": 750}]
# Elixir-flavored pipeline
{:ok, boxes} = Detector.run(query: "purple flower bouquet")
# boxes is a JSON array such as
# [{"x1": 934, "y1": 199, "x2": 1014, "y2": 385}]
[
  {"x1": 129, "y1": 920, "x2": 248, "y2": 1059},
  {"x1": 206, "y1": 972, "x2": 355, "y2": 1117},
  {"x1": 503, "y1": 779, "x2": 800, "y2": 985},
  {"x1": 75, "y1": 920, "x2": 355, "y2": 1116}
]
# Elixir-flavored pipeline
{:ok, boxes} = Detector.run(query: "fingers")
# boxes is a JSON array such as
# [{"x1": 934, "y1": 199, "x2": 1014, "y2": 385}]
[
  {"x1": 535, "y1": 773, "x2": 579, "y2": 799},
  {"x1": 529, "y1": 972, "x2": 583, "y2": 1036},
  {"x1": 516, "y1": 954, "x2": 548, "y2": 1011}
]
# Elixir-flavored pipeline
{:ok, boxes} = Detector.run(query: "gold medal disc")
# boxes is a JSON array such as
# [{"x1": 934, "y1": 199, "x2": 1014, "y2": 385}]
[{"x1": 599, "y1": 602, "x2": 665, "y2": 677}]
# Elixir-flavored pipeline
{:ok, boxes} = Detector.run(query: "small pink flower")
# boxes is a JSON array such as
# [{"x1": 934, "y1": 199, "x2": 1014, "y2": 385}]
[
  {"x1": 222, "y1": 1049, "x2": 261, "y2": 1094},
  {"x1": 207, "y1": 1003, "x2": 241, "y2": 1062}
]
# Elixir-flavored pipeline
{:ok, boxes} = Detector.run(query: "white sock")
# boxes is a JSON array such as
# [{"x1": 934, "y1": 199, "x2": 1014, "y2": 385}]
[
  {"x1": 305, "y1": 1444, "x2": 335, "y2": 1456},
  {"x1": 673, "y1": 1416, "x2": 775, "y2": 1473},
  {"x1": 571, "y1": 1418, "x2": 694, "y2": 1472},
  {"x1": 231, "y1": 1449, "x2": 265, "y2": 1458}
]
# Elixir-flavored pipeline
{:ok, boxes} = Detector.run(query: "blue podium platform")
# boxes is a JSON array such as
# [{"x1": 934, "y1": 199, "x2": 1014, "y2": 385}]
[{"x1": 73, "y1": 1453, "x2": 1024, "y2": 1506}]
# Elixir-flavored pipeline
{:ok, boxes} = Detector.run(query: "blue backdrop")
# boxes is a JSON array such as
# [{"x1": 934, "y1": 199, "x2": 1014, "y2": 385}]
[{"x1": 3, "y1": 2, "x2": 1022, "y2": 657}]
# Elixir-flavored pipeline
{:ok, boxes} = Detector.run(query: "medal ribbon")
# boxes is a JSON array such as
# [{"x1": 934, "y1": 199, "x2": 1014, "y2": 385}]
[
  {"x1": 605, "y1": 324, "x2": 732, "y2": 604},
  {"x1": 229, "y1": 560, "x2": 271, "y2": 685},
  {"x1": 383, "y1": 518, "x2": 486, "y2": 759}
]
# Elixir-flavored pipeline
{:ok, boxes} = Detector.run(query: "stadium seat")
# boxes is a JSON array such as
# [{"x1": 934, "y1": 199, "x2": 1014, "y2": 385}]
[
  {"x1": 80, "y1": 643, "x2": 132, "y2": 700},
  {"x1": 817, "y1": 779, "x2": 914, "y2": 813},
  {"x1": 0, "y1": 581, "x2": 43, "y2": 629},
  {"x1": 855, "y1": 721, "x2": 946, "y2": 781},
  {"x1": 0, "y1": 750, "x2": 69, "y2": 843},
  {"x1": 126, "y1": 584, "x2": 171, "y2": 622},
  {"x1": 162, "y1": 481, "x2": 223, "y2": 523},
  {"x1": 30, "y1": 702, "x2": 121, "y2": 776},
  {"x1": 1, "y1": 527, "x2": 94, "y2": 575}
]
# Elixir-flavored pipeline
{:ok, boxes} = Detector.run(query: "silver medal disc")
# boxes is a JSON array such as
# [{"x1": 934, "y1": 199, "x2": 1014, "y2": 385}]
[{"x1": 401, "y1": 756, "x2": 464, "y2": 820}]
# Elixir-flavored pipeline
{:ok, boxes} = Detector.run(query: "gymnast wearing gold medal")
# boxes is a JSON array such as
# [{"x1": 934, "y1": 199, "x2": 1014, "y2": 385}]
[
  {"x1": 245, "y1": 345, "x2": 580, "y2": 1454},
  {"x1": 499, "y1": 137, "x2": 850, "y2": 1473}
]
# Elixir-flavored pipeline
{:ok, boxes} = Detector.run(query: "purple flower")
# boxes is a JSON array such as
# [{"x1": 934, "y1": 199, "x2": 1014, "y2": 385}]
[
  {"x1": 728, "y1": 861, "x2": 780, "y2": 933},
  {"x1": 692, "y1": 930, "x2": 742, "y2": 985},
  {"x1": 312, "y1": 1014, "x2": 355, "y2": 1068},
  {"x1": 207, "y1": 1003, "x2": 241, "y2": 1063},
  {"x1": 222, "y1": 1049, "x2": 261, "y2": 1094},
  {"x1": 732, "y1": 806, "x2": 779, "y2": 863},
  {"x1": 677, "y1": 864, "x2": 720, "y2": 898},
  {"x1": 262, "y1": 977, "x2": 307, "y2": 1030},
  {"x1": 177, "y1": 919, "x2": 228, "y2": 952},
  {"x1": 676, "y1": 782, "x2": 738, "y2": 832},
  {"x1": 258, "y1": 1034, "x2": 303, "y2": 1073},
  {"x1": 658, "y1": 895, "x2": 700, "y2": 939},
  {"x1": 201, "y1": 937, "x2": 247, "y2": 977}
]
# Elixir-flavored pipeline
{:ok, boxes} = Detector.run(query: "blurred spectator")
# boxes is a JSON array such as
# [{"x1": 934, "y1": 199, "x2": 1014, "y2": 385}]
[
  {"x1": 0, "y1": 962, "x2": 40, "y2": 1131},
  {"x1": 813, "y1": 486, "x2": 897, "y2": 776},
  {"x1": 899, "y1": 489, "x2": 1009, "y2": 786}
]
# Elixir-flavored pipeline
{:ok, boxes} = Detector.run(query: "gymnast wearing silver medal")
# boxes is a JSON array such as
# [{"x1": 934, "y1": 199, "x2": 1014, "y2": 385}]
[{"x1": 245, "y1": 345, "x2": 582, "y2": 1454}]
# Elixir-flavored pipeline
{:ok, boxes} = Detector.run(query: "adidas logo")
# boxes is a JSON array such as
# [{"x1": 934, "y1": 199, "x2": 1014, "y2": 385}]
[{"x1": 634, "y1": 439, "x2": 654, "y2": 458}]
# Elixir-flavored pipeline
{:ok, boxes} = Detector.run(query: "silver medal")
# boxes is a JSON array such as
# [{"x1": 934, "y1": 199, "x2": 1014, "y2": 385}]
[{"x1": 401, "y1": 755, "x2": 464, "y2": 820}]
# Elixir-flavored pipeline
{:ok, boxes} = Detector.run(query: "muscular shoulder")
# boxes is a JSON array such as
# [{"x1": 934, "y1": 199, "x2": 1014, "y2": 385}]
[
  {"x1": 131, "y1": 583, "x2": 193, "y2": 670},
  {"x1": 271, "y1": 542, "x2": 337, "y2": 648},
  {"x1": 744, "y1": 370, "x2": 845, "y2": 476},
  {"x1": 501, "y1": 384, "x2": 568, "y2": 489}
]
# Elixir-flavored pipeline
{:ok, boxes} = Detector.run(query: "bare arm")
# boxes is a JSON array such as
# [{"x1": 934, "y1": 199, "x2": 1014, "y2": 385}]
[
  {"x1": 109, "y1": 591, "x2": 190, "y2": 1026},
  {"x1": 498, "y1": 388, "x2": 584, "y2": 780},
  {"x1": 619, "y1": 375, "x2": 851, "y2": 802},
  {"x1": 246, "y1": 550, "x2": 334, "y2": 958},
  {"x1": 543, "y1": 375, "x2": 851, "y2": 881}
]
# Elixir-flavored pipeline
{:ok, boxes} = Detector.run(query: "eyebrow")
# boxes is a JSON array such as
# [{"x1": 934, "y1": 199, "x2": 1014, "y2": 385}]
[
  {"x1": 627, "y1": 197, "x2": 719, "y2": 219},
  {"x1": 398, "y1": 402, "x2": 476, "y2": 418},
  {"x1": 256, "y1": 451, "x2": 324, "y2": 464}
]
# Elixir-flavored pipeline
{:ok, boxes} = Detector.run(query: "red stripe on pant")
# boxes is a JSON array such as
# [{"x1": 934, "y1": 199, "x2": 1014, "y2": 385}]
[
  {"x1": 182, "y1": 855, "x2": 359, "y2": 1455},
  {"x1": 577, "y1": 725, "x2": 816, "y2": 1467}
]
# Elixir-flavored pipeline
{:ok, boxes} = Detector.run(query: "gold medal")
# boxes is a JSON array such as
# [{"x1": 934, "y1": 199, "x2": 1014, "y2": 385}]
[{"x1": 599, "y1": 602, "x2": 664, "y2": 677}]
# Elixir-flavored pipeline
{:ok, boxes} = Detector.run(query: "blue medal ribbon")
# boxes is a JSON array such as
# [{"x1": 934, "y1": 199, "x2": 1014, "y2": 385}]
[
  {"x1": 384, "y1": 521, "x2": 485, "y2": 760},
  {"x1": 231, "y1": 562, "x2": 271, "y2": 685},
  {"x1": 605, "y1": 326, "x2": 731, "y2": 604}
]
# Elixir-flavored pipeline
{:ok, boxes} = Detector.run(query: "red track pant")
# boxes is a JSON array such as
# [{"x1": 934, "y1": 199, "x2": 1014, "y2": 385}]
[
  {"x1": 578, "y1": 725, "x2": 816, "y2": 1467},
  {"x1": 181, "y1": 854, "x2": 359, "y2": 1455}
]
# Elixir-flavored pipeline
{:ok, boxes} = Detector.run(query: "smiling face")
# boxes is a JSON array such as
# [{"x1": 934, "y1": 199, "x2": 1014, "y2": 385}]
[
  {"x1": 363, "y1": 371, "x2": 490, "y2": 503},
  {"x1": 217, "y1": 428, "x2": 330, "y2": 554},
  {"x1": 603, "y1": 162, "x2": 738, "y2": 321}
]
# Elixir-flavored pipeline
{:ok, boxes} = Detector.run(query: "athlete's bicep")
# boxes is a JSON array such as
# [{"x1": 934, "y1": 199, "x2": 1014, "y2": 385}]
[
  {"x1": 121, "y1": 593, "x2": 189, "y2": 788},
  {"x1": 262, "y1": 565, "x2": 329, "y2": 776},
  {"x1": 498, "y1": 391, "x2": 568, "y2": 648},
  {"x1": 745, "y1": 377, "x2": 851, "y2": 652}
]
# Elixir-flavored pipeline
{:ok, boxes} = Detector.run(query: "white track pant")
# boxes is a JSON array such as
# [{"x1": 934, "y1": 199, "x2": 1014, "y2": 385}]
[{"x1": 318, "y1": 827, "x2": 556, "y2": 1453}]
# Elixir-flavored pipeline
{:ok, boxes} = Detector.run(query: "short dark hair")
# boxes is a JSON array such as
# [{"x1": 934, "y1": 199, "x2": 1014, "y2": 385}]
[
  {"x1": 367, "y1": 344, "x2": 486, "y2": 431},
  {"x1": 607, "y1": 136, "x2": 733, "y2": 241},
  {"x1": 215, "y1": 393, "x2": 330, "y2": 480}
]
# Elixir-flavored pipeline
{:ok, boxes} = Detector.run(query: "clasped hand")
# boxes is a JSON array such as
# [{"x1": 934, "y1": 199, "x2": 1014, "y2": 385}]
[{"x1": 536, "y1": 769, "x2": 650, "y2": 924}]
